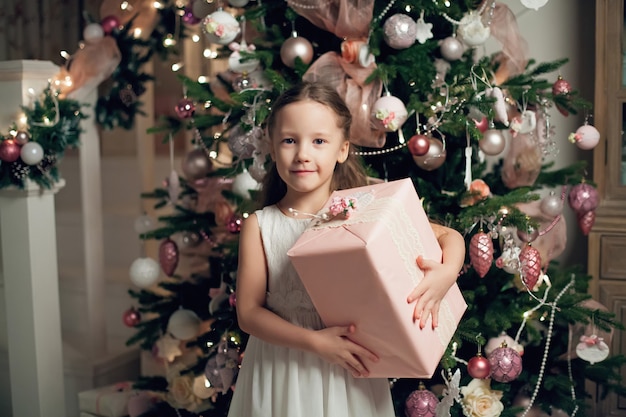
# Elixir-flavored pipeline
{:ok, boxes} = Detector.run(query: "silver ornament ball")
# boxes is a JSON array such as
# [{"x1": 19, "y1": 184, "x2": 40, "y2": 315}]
[
  {"x1": 182, "y1": 148, "x2": 213, "y2": 181},
  {"x1": 479, "y1": 129, "x2": 506, "y2": 156},
  {"x1": 280, "y1": 34, "x2": 314, "y2": 68},
  {"x1": 540, "y1": 192, "x2": 564, "y2": 217},
  {"x1": 412, "y1": 138, "x2": 447, "y2": 171},
  {"x1": 440, "y1": 36, "x2": 464, "y2": 61}
]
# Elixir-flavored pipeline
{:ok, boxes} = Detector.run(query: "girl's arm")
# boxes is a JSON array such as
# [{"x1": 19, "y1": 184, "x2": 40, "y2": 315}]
[
  {"x1": 236, "y1": 214, "x2": 379, "y2": 377},
  {"x1": 407, "y1": 223, "x2": 465, "y2": 329}
]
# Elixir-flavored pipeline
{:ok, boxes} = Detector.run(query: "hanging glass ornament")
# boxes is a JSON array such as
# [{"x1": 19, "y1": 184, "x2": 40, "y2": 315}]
[
  {"x1": 14, "y1": 130, "x2": 30, "y2": 145},
  {"x1": 487, "y1": 343, "x2": 523, "y2": 383},
  {"x1": 408, "y1": 134, "x2": 431, "y2": 156},
  {"x1": 404, "y1": 382, "x2": 439, "y2": 417},
  {"x1": 577, "y1": 210, "x2": 596, "y2": 236},
  {"x1": 204, "y1": 340, "x2": 241, "y2": 393},
  {"x1": 457, "y1": 11, "x2": 490, "y2": 47},
  {"x1": 122, "y1": 306, "x2": 141, "y2": 327},
  {"x1": 440, "y1": 35, "x2": 464, "y2": 61},
  {"x1": 479, "y1": 129, "x2": 506, "y2": 156},
  {"x1": 167, "y1": 308, "x2": 201, "y2": 341},
  {"x1": 202, "y1": 9, "x2": 241, "y2": 45},
  {"x1": 413, "y1": 137, "x2": 446, "y2": 171},
  {"x1": 468, "y1": 353, "x2": 491, "y2": 379},
  {"x1": 469, "y1": 231, "x2": 493, "y2": 278},
  {"x1": 158, "y1": 238, "x2": 179, "y2": 277},
  {"x1": 228, "y1": 41, "x2": 260, "y2": 74},
  {"x1": 568, "y1": 183, "x2": 599, "y2": 215},
  {"x1": 0, "y1": 139, "x2": 21, "y2": 162},
  {"x1": 540, "y1": 191, "x2": 564, "y2": 217},
  {"x1": 129, "y1": 257, "x2": 160, "y2": 288},
  {"x1": 568, "y1": 123, "x2": 600, "y2": 150},
  {"x1": 20, "y1": 142, "x2": 44, "y2": 165},
  {"x1": 519, "y1": 244, "x2": 541, "y2": 291},
  {"x1": 383, "y1": 13, "x2": 417, "y2": 49},
  {"x1": 280, "y1": 31, "x2": 314, "y2": 68},
  {"x1": 372, "y1": 94, "x2": 408, "y2": 132},
  {"x1": 182, "y1": 148, "x2": 213, "y2": 181}
]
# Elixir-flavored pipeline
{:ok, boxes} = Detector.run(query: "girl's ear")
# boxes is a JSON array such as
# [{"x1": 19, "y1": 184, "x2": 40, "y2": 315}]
[{"x1": 337, "y1": 140, "x2": 350, "y2": 164}]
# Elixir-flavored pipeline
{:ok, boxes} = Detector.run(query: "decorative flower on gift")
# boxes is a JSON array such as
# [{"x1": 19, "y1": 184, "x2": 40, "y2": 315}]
[
  {"x1": 329, "y1": 196, "x2": 358, "y2": 219},
  {"x1": 460, "y1": 378, "x2": 504, "y2": 417},
  {"x1": 374, "y1": 109, "x2": 399, "y2": 131}
]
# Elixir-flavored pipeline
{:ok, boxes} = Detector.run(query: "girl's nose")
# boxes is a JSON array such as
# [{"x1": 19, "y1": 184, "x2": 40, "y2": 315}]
[{"x1": 295, "y1": 145, "x2": 310, "y2": 162}]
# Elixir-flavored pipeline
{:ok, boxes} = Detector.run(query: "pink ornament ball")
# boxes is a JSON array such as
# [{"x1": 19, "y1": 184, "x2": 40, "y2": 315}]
[
  {"x1": 226, "y1": 214, "x2": 243, "y2": 233},
  {"x1": 158, "y1": 238, "x2": 179, "y2": 277},
  {"x1": 0, "y1": 139, "x2": 21, "y2": 163},
  {"x1": 408, "y1": 134, "x2": 431, "y2": 156},
  {"x1": 467, "y1": 354, "x2": 491, "y2": 379},
  {"x1": 552, "y1": 76, "x2": 571, "y2": 96},
  {"x1": 383, "y1": 14, "x2": 417, "y2": 49},
  {"x1": 573, "y1": 124, "x2": 600, "y2": 150},
  {"x1": 568, "y1": 183, "x2": 599, "y2": 214},
  {"x1": 488, "y1": 345, "x2": 523, "y2": 382},
  {"x1": 123, "y1": 307, "x2": 141, "y2": 327},
  {"x1": 405, "y1": 386, "x2": 439, "y2": 417},
  {"x1": 100, "y1": 15, "x2": 121, "y2": 35},
  {"x1": 175, "y1": 98, "x2": 196, "y2": 119}
]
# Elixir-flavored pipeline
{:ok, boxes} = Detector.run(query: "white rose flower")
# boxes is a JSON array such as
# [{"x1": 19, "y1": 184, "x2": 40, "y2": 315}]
[{"x1": 460, "y1": 378, "x2": 504, "y2": 417}]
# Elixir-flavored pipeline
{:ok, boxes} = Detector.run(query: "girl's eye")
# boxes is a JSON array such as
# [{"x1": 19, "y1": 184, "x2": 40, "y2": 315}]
[
  {"x1": 313, "y1": 138, "x2": 326, "y2": 145},
  {"x1": 282, "y1": 138, "x2": 295, "y2": 144}
]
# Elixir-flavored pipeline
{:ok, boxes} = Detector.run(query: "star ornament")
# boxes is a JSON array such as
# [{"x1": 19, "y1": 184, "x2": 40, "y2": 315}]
[
  {"x1": 415, "y1": 11, "x2": 433, "y2": 44},
  {"x1": 156, "y1": 334, "x2": 183, "y2": 362}
]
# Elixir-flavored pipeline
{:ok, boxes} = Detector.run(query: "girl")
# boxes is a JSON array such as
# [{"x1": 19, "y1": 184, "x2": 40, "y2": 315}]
[{"x1": 229, "y1": 82, "x2": 465, "y2": 417}]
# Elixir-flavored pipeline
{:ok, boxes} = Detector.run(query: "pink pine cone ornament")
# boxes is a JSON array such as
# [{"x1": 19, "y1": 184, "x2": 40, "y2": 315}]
[
  {"x1": 578, "y1": 210, "x2": 596, "y2": 236},
  {"x1": 159, "y1": 238, "x2": 179, "y2": 277},
  {"x1": 519, "y1": 244, "x2": 541, "y2": 290},
  {"x1": 469, "y1": 232, "x2": 494, "y2": 278}
]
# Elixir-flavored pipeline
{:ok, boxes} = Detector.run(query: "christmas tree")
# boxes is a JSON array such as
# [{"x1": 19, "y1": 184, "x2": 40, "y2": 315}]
[{"x1": 120, "y1": 1, "x2": 626, "y2": 416}]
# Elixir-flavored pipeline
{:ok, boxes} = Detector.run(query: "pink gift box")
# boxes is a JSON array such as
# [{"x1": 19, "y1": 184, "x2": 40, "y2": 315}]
[
  {"x1": 287, "y1": 178, "x2": 467, "y2": 378},
  {"x1": 78, "y1": 381, "x2": 134, "y2": 417}
]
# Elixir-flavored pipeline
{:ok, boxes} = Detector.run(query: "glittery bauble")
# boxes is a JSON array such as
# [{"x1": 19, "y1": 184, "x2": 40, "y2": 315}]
[
  {"x1": 479, "y1": 129, "x2": 506, "y2": 156},
  {"x1": 83, "y1": 22, "x2": 105, "y2": 40},
  {"x1": 412, "y1": 138, "x2": 446, "y2": 171},
  {"x1": 371, "y1": 95, "x2": 408, "y2": 132},
  {"x1": 383, "y1": 13, "x2": 417, "y2": 49},
  {"x1": 408, "y1": 134, "x2": 431, "y2": 156},
  {"x1": 182, "y1": 7, "x2": 201, "y2": 25},
  {"x1": 573, "y1": 124, "x2": 600, "y2": 150},
  {"x1": 129, "y1": 257, "x2": 160, "y2": 288},
  {"x1": 0, "y1": 139, "x2": 21, "y2": 162},
  {"x1": 280, "y1": 34, "x2": 314, "y2": 68},
  {"x1": 577, "y1": 210, "x2": 595, "y2": 236},
  {"x1": 182, "y1": 148, "x2": 213, "y2": 181},
  {"x1": 175, "y1": 98, "x2": 195, "y2": 119},
  {"x1": 519, "y1": 245, "x2": 541, "y2": 291},
  {"x1": 205, "y1": 341, "x2": 240, "y2": 393},
  {"x1": 19, "y1": 141, "x2": 44, "y2": 165},
  {"x1": 568, "y1": 183, "x2": 599, "y2": 214},
  {"x1": 202, "y1": 9, "x2": 240, "y2": 45},
  {"x1": 167, "y1": 308, "x2": 201, "y2": 340},
  {"x1": 552, "y1": 76, "x2": 571, "y2": 95},
  {"x1": 158, "y1": 238, "x2": 179, "y2": 277},
  {"x1": 467, "y1": 354, "x2": 491, "y2": 379},
  {"x1": 488, "y1": 345, "x2": 523, "y2": 382},
  {"x1": 123, "y1": 306, "x2": 141, "y2": 327},
  {"x1": 440, "y1": 36, "x2": 464, "y2": 61},
  {"x1": 100, "y1": 15, "x2": 121, "y2": 35},
  {"x1": 469, "y1": 232, "x2": 493, "y2": 278},
  {"x1": 14, "y1": 130, "x2": 30, "y2": 145},
  {"x1": 540, "y1": 192, "x2": 563, "y2": 217},
  {"x1": 404, "y1": 386, "x2": 439, "y2": 417}
]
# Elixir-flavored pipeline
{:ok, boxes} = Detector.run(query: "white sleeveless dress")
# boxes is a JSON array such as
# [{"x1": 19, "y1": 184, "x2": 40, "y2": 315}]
[{"x1": 227, "y1": 205, "x2": 395, "y2": 417}]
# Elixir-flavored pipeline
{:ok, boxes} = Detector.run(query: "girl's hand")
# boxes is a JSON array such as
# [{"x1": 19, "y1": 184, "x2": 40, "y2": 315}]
[
  {"x1": 407, "y1": 256, "x2": 458, "y2": 329},
  {"x1": 311, "y1": 324, "x2": 379, "y2": 377}
]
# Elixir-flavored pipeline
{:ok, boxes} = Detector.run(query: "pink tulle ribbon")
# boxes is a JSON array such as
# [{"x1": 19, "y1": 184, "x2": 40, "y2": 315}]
[
  {"x1": 294, "y1": 0, "x2": 386, "y2": 148},
  {"x1": 490, "y1": 2, "x2": 529, "y2": 84}
]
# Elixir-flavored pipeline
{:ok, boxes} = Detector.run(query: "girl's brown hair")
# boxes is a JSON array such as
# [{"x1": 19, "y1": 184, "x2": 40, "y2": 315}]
[{"x1": 261, "y1": 82, "x2": 368, "y2": 207}]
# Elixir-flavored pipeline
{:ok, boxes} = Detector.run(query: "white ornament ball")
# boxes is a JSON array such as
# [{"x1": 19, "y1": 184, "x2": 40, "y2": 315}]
[
  {"x1": 280, "y1": 34, "x2": 314, "y2": 68},
  {"x1": 457, "y1": 11, "x2": 491, "y2": 47},
  {"x1": 129, "y1": 257, "x2": 160, "y2": 288},
  {"x1": 20, "y1": 141, "x2": 44, "y2": 165},
  {"x1": 202, "y1": 10, "x2": 240, "y2": 45},
  {"x1": 383, "y1": 13, "x2": 417, "y2": 49},
  {"x1": 440, "y1": 36, "x2": 464, "y2": 61},
  {"x1": 371, "y1": 95, "x2": 408, "y2": 132},
  {"x1": 228, "y1": 0, "x2": 250, "y2": 7},
  {"x1": 232, "y1": 168, "x2": 261, "y2": 199},
  {"x1": 573, "y1": 124, "x2": 600, "y2": 150},
  {"x1": 540, "y1": 192, "x2": 564, "y2": 217},
  {"x1": 83, "y1": 23, "x2": 105, "y2": 41},
  {"x1": 479, "y1": 129, "x2": 506, "y2": 156},
  {"x1": 412, "y1": 138, "x2": 447, "y2": 171},
  {"x1": 133, "y1": 214, "x2": 155, "y2": 234},
  {"x1": 167, "y1": 308, "x2": 201, "y2": 340}
]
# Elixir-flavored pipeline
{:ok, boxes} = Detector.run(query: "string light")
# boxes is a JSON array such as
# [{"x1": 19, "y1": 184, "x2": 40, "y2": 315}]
[
  {"x1": 60, "y1": 50, "x2": 71, "y2": 60},
  {"x1": 171, "y1": 62, "x2": 184, "y2": 72},
  {"x1": 192, "y1": 34, "x2": 201, "y2": 42}
]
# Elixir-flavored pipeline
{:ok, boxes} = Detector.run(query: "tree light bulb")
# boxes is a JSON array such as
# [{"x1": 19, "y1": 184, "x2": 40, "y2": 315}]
[
  {"x1": 171, "y1": 62, "x2": 183, "y2": 72},
  {"x1": 133, "y1": 28, "x2": 143, "y2": 38},
  {"x1": 153, "y1": 1, "x2": 164, "y2": 9},
  {"x1": 204, "y1": 377, "x2": 211, "y2": 388}
]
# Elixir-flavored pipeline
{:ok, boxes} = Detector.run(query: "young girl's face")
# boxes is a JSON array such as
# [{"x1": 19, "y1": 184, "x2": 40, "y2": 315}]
[{"x1": 270, "y1": 99, "x2": 350, "y2": 198}]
